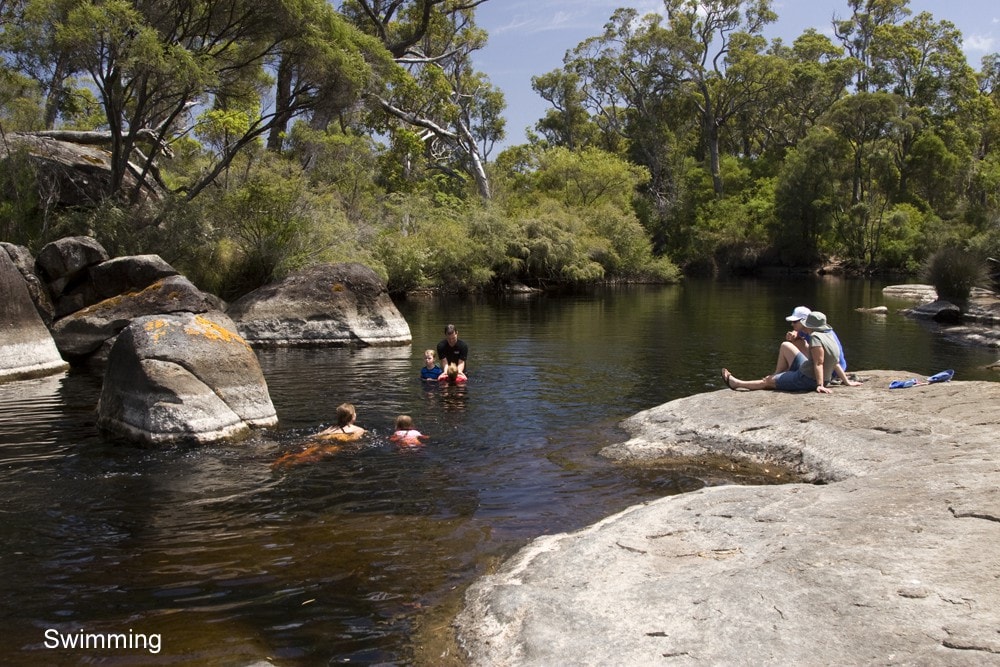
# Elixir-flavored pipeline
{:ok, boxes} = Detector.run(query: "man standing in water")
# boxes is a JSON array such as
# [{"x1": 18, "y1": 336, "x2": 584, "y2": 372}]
[{"x1": 437, "y1": 324, "x2": 468, "y2": 381}]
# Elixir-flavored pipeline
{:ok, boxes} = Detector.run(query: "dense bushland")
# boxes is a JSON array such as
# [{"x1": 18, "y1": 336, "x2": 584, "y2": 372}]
[{"x1": 2, "y1": 0, "x2": 999, "y2": 298}]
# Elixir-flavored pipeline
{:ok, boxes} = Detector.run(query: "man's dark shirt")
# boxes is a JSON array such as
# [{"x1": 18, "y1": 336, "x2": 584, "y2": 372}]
[{"x1": 437, "y1": 338, "x2": 469, "y2": 369}]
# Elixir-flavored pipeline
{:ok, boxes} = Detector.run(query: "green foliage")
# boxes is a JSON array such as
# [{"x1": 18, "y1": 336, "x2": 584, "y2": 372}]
[
  {"x1": 875, "y1": 204, "x2": 930, "y2": 271},
  {"x1": 288, "y1": 125, "x2": 382, "y2": 226},
  {"x1": 372, "y1": 194, "x2": 506, "y2": 293},
  {"x1": 688, "y1": 160, "x2": 776, "y2": 274},
  {"x1": 0, "y1": 69, "x2": 44, "y2": 131},
  {"x1": 0, "y1": 148, "x2": 43, "y2": 247},
  {"x1": 772, "y1": 126, "x2": 846, "y2": 265},
  {"x1": 6, "y1": 0, "x2": 1000, "y2": 292},
  {"x1": 506, "y1": 200, "x2": 605, "y2": 284},
  {"x1": 196, "y1": 154, "x2": 369, "y2": 299},
  {"x1": 494, "y1": 144, "x2": 676, "y2": 283},
  {"x1": 925, "y1": 246, "x2": 986, "y2": 307}
]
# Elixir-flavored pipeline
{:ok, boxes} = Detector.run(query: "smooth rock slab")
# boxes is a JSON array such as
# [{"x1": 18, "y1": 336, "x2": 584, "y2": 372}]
[
  {"x1": 456, "y1": 371, "x2": 1000, "y2": 666},
  {"x1": 0, "y1": 249, "x2": 68, "y2": 382}
]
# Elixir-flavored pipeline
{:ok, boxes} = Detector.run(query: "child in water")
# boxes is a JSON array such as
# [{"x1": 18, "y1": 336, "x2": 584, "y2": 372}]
[
  {"x1": 314, "y1": 403, "x2": 366, "y2": 440},
  {"x1": 389, "y1": 415, "x2": 428, "y2": 447},
  {"x1": 437, "y1": 362, "x2": 466, "y2": 384},
  {"x1": 421, "y1": 349, "x2": 442, "y2": 380},
  {"x1": 271, "y1": 403, "x2": 366, "y2": 469}
]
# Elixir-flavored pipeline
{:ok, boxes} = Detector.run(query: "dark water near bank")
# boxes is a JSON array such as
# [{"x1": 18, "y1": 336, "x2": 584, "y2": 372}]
[{"x1": 1, "y1": 278, "x2": 996, "y2": 665}]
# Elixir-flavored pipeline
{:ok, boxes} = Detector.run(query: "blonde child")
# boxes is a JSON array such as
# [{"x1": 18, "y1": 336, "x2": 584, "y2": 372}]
[
  {"x1": 421, "y1": 349, "x2": 442, "y2": 380},
  {"x1": 389, "y1": 415, "x2": 428, "y2": 446},
  {"x1": 437, "y1": 362, "x2": 466, "y2": 384}
]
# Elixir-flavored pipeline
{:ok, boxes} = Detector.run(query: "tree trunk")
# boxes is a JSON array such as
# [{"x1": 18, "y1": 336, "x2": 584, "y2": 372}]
[{"x1": 267, "y1": 56, "x2": 293, "y2": 152}]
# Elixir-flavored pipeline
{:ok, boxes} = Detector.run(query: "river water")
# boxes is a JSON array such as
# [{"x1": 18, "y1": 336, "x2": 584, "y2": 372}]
[{"x1": 1, "y1": 278, "x2": 996, "y2": 665}]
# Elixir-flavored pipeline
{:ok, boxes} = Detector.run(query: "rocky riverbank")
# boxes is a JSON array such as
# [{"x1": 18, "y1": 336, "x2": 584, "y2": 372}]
[{"x1": 455, "y1": 371, "x2": 1000, "y2": 665}]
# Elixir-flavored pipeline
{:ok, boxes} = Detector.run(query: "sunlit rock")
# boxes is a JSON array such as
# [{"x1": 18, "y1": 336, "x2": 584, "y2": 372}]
[
  {"x1": 51, "y1": 274, "x2": 217, "y2": 363},
  {"x1": 227, "y1": 262, "x2": 411, "y2": 347},
  {"x1": 97, "y1": 311, "x2": 277, "y2": 445},
  {"x1": 0, "y1": 249, "x2": 68, "y2": 382},
  {"x1": 457, "y1": 372, "x2": 1000, "y2": 666}
]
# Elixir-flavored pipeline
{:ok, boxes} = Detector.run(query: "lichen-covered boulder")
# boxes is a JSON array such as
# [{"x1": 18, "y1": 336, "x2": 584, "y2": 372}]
[
  {"x1": 227, "y1": 262, "x2": 411, "y2": 346},
  {"x1": 97, "y1": 311, "x2": 277, "y2": 445},
  {"x1": 50, "y1": 274, "x2": 217, "y2": 362},
  {"x1": 87, "y1": 254, "x2": 178, "y2": 301},
  {"x1": 0, "y1": 249, "x2": 68, "y2": 382}
]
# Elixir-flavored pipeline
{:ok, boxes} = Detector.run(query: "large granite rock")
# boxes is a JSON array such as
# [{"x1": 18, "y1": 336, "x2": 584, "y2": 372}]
[
  {"x1": 456, "y1": 371, "x2": 1000, "y2": 665},
  {"x1": 35, "y1": 235, "x2": 109, "y2": 301},
  {"x1": 0, "y1": 249, "x2": 68, "y2": 382},
  {"x1": 97, "y1": 311, "x2": 277, "y2": 445},
  {"x1": 50, "y1": 274, "x2": 216, "y2": 362},
  {"x1": 0, "y1": 132, "x2": 164, "y2": 209},
  {"x1": 1, "y1": 242, "x2": 54, "y2": 324},
  {"x1": 227, "y1": 263, "x2": 411, "y2": 346},
  {"x1": 39, "y1": 239, "x2": 181, "y2": 319}
]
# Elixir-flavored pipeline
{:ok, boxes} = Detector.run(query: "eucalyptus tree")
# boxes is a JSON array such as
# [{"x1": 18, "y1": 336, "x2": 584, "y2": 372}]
[
  {"x1": 530, "y1": 69, "x2": 601, "y2": 150},
  {"x1": 2, "y1": 0, "x2": 382, "y2": 205},
  {"x1": 868, "y1": 11, "x2": 977, "y2": 213},
  {"x1": 554, "y1": 7, "x2": 695, "y2": 250},
  {"x1": 832, "y1": 0, "x2": 910, "y2": 93},
  {"x1": 0, "y1": 0, "x2": 80, "y2": 129},
  {"x1": 341, "y1": 0, "x2": 502, "y2": 200},
  {"x1": 821, "y1": 91, "x2": 902, "y2": 267},
  {"x1": 964, "y1": 53, "x2": 1000, "y2": 222},
  {"x1": 743, "y1": 30, "x2": 855, "y2": 156},
  {"x1": 659, "y1": 0, "x2": 777, "y2": 196}
]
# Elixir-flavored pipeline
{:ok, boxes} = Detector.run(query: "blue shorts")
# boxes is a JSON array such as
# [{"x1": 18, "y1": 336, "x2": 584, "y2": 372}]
[{"x1": 773, "y1": 352, "x2": 818, "y2": 392}]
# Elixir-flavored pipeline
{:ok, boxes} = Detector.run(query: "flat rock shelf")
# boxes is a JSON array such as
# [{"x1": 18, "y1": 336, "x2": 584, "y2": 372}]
[{"x1": 456, "y1": 370, "x2": 1000, "y2": 666}]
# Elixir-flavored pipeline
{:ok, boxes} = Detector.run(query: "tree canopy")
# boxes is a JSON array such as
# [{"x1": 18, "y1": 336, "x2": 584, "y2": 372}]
[{"x1": 2, "y1": 0, "x2": 1000, "y2": 295}]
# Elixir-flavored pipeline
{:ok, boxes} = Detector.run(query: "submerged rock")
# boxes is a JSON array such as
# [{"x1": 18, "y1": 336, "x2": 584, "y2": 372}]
[
  {"x1": 97, "y1": 311, "x2": 277, "y2": 445},
  {"x1": 456, "y1": 371, "x2": 1000, "y2": 665},
  {"x1": 227, "y1": 263, "x2": 411, "y2": 347}
]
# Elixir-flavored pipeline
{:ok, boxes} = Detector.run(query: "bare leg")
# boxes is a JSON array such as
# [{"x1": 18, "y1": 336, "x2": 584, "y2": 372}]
[
  {"x1": 772, "y1": 341, "x2": 802, "y2": 374},
  {"x1": 723, "y1": 368, "x2": 776, "y2": 391}
]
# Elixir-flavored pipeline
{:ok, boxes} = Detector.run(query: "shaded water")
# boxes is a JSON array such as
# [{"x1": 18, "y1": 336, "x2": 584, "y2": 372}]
[{"x1": 1, "y1": 279, "x2": 996, "y2": 665}]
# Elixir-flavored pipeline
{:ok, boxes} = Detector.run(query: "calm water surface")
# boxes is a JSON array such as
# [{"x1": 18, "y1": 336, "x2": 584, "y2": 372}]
[{"x1": 1, "y1": 279, "x2": 996, "y2": 665}]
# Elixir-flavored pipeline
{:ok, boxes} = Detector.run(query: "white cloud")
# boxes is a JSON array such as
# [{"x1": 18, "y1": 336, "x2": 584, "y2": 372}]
[
  {"x1": 485, "y1": 1, "x2": 661, "y2": 36},
  {"x1": 963, "y1": 34, "x2": 995, "y2": 53}
]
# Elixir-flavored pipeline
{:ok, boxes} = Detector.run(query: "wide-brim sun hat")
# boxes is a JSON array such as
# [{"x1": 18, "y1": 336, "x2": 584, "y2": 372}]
[
  {"x1": 785, "y1": 306, "x2": 811, "y2": 322},
  {"x1": 804, "y1": 311, "x2": 832, "y2": 331}
]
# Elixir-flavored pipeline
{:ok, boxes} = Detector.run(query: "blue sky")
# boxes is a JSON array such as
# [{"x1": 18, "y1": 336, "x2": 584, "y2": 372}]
[{"x1": 474, "y1": 0, "x2": 1000, "y2": 152}]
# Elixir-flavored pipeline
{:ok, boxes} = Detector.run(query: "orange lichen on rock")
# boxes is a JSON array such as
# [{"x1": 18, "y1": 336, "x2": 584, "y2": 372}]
[
  {"x1": 331, "y1": 282, "x2": 345, "y2": 292},
  {"x1": 143, "y1": 318, "x2": 170, "y2": 343},
  {"x1": 183, "y1": 315, "x2": 250, "y2": 349}
]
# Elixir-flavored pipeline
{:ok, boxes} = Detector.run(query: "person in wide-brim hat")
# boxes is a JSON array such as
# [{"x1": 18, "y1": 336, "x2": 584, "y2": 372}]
[
  {"x1": 724, "y1": 310, "x2": 860, "y2": 394},
  {"x1": 803, "y1": 311, "x2": 832, "y2": 332},
  {"x1": 776, "y1": 306, "x2": 849, "y2": 376}
]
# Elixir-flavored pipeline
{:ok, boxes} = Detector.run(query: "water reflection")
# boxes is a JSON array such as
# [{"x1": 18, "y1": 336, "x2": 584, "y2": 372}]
[{"x1": 0, "y1": 280, "x2": 997, "y2": 664}]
